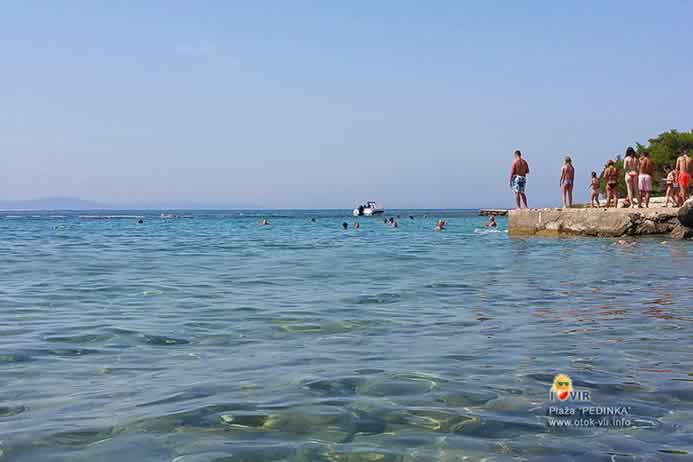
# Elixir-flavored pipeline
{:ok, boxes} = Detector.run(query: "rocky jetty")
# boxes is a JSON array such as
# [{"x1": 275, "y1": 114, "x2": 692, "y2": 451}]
[
  {"x1": 509, "y1": 202, "x2": 693, "y2": 239},
  {"x1": 479, "y1": 209, "x2": 508, "y2": 216}
]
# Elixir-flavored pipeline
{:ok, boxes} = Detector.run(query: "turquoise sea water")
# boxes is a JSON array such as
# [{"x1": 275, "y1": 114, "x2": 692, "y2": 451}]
[{"x1": 1, "y1": 210, "x2": 692, "y2": 461}]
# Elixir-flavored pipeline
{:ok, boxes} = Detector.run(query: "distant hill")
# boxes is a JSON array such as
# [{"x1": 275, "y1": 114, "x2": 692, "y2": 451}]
[
  {"x1": 0, "y1": 197, "x2": 111, "y2": 210},
  {"x1": 0, "y1": 197, "x2": 261, "y2": 210}
]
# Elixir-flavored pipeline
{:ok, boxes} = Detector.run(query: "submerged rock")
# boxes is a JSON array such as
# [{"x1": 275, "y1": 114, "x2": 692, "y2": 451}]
[{"x1": 670, "y1": 224, "x2": 693, "y2": 240}]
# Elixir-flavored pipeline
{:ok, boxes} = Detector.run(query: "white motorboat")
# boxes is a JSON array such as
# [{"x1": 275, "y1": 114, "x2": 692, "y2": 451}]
[{"x1": 353, "y1": 201, "x2": 384, "y2": 217}]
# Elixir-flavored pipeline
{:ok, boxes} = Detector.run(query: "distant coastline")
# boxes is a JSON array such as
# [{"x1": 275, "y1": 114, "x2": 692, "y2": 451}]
[{"x1": 0, "y1": 197, "x2": 261, "y2": 211}]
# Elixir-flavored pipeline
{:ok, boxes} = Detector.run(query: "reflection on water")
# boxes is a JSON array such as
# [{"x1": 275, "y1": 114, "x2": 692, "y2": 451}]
[{"x1": 0, "y1": 210, "x2": 692, "y2": 461}]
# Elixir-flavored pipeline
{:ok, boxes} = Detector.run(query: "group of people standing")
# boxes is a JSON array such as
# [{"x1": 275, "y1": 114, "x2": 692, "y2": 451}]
[
  {"x1": 601, "y1": 147, "x2": 656, "y2": 208},
  {"x1": 509, "y1": 148, "x2": 693, "y2": 209}
]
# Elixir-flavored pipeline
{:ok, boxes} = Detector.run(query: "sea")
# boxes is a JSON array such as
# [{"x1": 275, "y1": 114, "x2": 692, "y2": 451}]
[{"x1": 1, "y1": 209, "x2": 692, "y2": 461}]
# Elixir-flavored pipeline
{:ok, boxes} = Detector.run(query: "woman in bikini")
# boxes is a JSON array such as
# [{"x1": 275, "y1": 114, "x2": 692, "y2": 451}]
[
  {"x1": 623, "y1": 147, "x2": 639, "y2": 208},
  {"x1": 604, "y1": 160, "x2": 619, "y2": 208},
  {"x1": 560, "y1": 156, "x2": 575, "y2": 208},
  {"x1": 590, "y1": 171, "x2": 601, "y2": 207}
]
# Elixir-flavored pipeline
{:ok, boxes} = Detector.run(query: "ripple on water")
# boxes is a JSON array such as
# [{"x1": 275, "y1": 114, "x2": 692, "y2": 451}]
[
  {"x1": 44, "y1": 334, "x2": 113, "y2": 344},
  {"x1": 342, "y1": 293, "x2": 402, "y2": 305},
  {"x1": 356, "y1": 372, "x2": 439, "y2": 397},
  {"x1": 275, "y1": 320, "x2": 370, "y2": 335},
  {"x1": 0, "y1": 405, "x2": 26, "y2": 417},
  {"x1": 141, "y1": 334, "x2": 190, "y2": 346},
  {"x1": 304, "y1": 376, "x2": 366, "y2": 396}
]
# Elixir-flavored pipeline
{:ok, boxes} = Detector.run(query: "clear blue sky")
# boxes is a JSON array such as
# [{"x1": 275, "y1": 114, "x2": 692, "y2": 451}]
[{"x1": 2, "y1": 1, "x2": 692, "y2": 208}]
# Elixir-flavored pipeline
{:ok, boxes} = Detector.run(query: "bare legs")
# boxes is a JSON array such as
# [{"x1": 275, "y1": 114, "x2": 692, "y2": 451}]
[
  {"x1": 626, "y1": 174, "x2": 638, "y2": 207},
  {"x1": 606, "y1": 187, "x2": 618, "y2": 208},
  {"x1": 665, "y1": 186, "x2": 672, "y2": 207},
  {"x1": 515, "y1": 192, "x2": 528, "y2": 209},
  {"x1": 562, "y1": 184, "x2": 573, "y2": 208},
  {"x1": 639, "y1": 189, "x2": 650, "y2": 208}
]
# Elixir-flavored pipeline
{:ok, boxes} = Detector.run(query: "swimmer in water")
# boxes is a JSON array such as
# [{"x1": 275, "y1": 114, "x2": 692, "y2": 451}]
[
  {"x1": 435, "y1": 219, "x2": 447, "y2": 231},
  {"x1": 138, "y1": 219, "x2": 144, "y2": 224},
  {"x1": 260, "y1": 218, "x2": 269, "y2": 226},
  {"x1": 485, "y1": 216, "x2": 496, "y2": 228},
  {"x1": 353, "y1": 222, "x2": 360, "y2": 229},
  {"x1": 342, "y1": 222, "x2": 348, "y2": 230},
  {"x1": 311, "y1": 218, "x2": 316, "y2": 223}
]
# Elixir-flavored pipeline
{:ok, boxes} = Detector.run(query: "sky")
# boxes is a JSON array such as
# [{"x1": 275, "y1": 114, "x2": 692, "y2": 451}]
[{"x1": 2, "y1": 1, "x2": 693, "y2": 209}]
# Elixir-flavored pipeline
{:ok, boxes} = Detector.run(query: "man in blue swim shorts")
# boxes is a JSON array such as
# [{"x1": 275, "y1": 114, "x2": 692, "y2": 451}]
[{"x1": 509, "y1": 150, "x2": 530, "y2": 208}]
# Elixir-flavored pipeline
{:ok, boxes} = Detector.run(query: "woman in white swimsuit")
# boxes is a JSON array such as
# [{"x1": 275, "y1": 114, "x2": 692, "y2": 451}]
[{"x1": 623, "y1": 147, "x2": 639, "y2": 208}]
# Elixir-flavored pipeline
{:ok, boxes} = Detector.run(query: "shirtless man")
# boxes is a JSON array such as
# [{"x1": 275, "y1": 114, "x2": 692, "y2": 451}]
[
  {"x1": 676, "y1": 149, "x2": 692, "y2": 204},
  {"x1": 637, "y1": 151, "x2": 655, "y2": 208},
  {"x1": 604, "y1": 160, "x2": 619, "y2": 208},
  {"x1": 509, "y1": 150, "x2": 530, "y2": 209},
  {"x1": 560, "y1": 156, "x2": 575, "y2": 208},
  {"x1": 623, "y1": 147, "x2": 639, "y2": 208}
]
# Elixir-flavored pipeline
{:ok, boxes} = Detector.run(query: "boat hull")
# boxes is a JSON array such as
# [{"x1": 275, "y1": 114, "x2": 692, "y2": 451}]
[{"x1": 353, "y1": 208, "x2": 385, "y2": 217}]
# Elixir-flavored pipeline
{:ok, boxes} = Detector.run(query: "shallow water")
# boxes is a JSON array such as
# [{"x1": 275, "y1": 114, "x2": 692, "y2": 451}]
[{"x1": 1, "y1": 210, "x2": 692, "y2": 461}]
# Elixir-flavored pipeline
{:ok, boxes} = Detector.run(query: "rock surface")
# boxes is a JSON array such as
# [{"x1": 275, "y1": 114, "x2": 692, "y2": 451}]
[
  {"x1": 677, "y1": 199, "x2": 693, "y2": 228},
  {"x1": 509, "y1": 207, "x2": 692, "y2": 239}
]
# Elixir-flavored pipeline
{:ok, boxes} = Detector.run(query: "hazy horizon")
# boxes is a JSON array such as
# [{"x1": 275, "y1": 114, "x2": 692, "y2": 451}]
[
  {"x1": 0, "y1": 196, "x2": 485, "y2": 211},
  {"x1": 3, "y1": 1, "x2": 693, "y2": 209}
]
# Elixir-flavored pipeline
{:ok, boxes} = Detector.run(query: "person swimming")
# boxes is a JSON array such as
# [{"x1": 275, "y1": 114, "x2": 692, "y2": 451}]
[
  {"x1": 435, "y1": 219, "x2": 447, "y2": 231},
  {"x1": 353, "y1": 222, "x2": 360, "y2": 229},
  {"x1": 485, "y1": 216, "x2": 496, "y2": 228},
  {"x1": 342, "y1": 222, "x2": 348, "y2": 230}
]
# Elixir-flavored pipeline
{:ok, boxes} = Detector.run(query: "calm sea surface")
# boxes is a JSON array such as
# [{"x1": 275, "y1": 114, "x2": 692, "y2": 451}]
[{"x1": 1, "y1": 210, "x2": 692, "y2": 461}]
